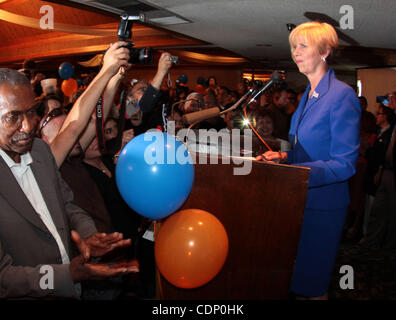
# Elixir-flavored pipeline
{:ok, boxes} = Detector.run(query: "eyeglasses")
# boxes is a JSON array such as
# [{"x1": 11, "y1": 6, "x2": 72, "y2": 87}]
[
  {"x1": 39, "y1": 107, "x2": 64, "y2": 133},
  {"x1": 1, "y1": 105, "x2": 39, "y2": 128}
]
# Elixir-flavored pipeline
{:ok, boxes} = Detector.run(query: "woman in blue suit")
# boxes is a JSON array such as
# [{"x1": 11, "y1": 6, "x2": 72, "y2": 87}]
[{"x1": 260, "y1": 21, "x2": 361, "y2": 299}]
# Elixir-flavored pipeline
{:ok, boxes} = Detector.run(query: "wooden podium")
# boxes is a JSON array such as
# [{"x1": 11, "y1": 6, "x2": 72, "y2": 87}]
[{"x1": 158, "y1": 153, "x2": 310, "y2": 300}]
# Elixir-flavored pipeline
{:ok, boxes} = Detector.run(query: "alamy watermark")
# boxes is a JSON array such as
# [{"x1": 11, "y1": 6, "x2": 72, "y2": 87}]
[
  {"x1": 40, "y1": 5, "x2": 54, "y2": 30},
  {"x1": 144, "y1": 121, "x2": 254, "y2": 176},
  {"x1": 340, "y1": 5, "x2": 354, "y2": 30},
  {"x1": 39, "y1": 265, "x2": 54, "y2": 290},
  {"x1": 339, "y1": 265, "x2": 354, "y2": 290},
  {"x1": 39, "y1": 4, "x2": 354, "y2": 31}
]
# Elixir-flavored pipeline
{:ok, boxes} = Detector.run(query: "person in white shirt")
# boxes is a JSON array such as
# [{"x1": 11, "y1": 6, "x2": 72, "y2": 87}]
[{"x1": 0, "y1": 68, "x2": 137, "y2": 299}]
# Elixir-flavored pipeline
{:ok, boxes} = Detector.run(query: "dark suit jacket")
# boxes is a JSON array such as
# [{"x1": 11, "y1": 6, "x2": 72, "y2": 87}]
[
  {"x1": 364, "y1": 125, "x2": 394, "y2": 195},
  {"x1": 0, "y1": 138, "x2": 97, "y2": 299},
  {"x1": 287, "y1": 69, "x2": 361, "y2": 210}
]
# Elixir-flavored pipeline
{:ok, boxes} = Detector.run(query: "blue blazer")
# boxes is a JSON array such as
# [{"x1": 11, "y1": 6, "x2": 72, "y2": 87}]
[{"x1": 287, "y1": 69, "x2": 361, "y2": 210}]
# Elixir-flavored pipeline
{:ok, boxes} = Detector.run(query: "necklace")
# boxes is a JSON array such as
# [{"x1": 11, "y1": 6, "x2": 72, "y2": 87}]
[
  {"x1": 98, "y1": 164, "x2": 108, "y2": 174},
  {"x1": 85, "y1": 159, "x2": 109, "y2": 175},
  {"x1": 99, "y1": 164, "x2": 112, "y2": 178}
]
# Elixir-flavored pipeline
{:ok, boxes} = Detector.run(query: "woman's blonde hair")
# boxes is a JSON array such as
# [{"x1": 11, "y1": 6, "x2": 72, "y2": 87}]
[{"x1": 289, "y1": 21, "x2": 338, "y2": 57}]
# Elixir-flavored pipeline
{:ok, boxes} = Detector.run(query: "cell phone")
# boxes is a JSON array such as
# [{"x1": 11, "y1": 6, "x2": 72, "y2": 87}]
[{"x1": 376, "y1": 95, "x2": 389, "y2": 106}]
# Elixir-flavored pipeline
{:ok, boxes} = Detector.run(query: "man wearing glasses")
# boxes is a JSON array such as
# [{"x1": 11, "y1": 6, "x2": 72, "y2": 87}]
[
  {"x1": 0, "y1": 69, "x2": 137, "y2": 298},
  {"x1": 124, "y1": 52, "x2": 174, "y2": 135}
]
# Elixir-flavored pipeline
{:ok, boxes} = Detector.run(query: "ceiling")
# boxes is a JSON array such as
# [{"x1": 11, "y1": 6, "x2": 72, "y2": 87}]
[
  {"x1": 1, "y1": 0, "x2": 396, "y2": 74},
  {"x1": 60, "y1": 0, "x2": 396, "y2": 73}
]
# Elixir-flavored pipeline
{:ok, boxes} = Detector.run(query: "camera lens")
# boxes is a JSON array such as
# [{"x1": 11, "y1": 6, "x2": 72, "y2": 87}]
[
  {"x1": 129, "y1": 47, "x2": 154, "y2": 64},
  {"x1": 171, "y1": 55, "x2": 179, "y2": 64}
]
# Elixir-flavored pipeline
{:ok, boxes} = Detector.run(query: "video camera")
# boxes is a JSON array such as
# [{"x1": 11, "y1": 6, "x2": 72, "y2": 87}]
[{"x1": 118, "y1": 13, "x2": 178, "y2": 65}]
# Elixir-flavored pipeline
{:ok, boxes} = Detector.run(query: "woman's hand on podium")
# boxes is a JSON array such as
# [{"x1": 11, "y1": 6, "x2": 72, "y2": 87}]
[{"x1": 255, "y1": 151, "x2": 287, "y2": 163}]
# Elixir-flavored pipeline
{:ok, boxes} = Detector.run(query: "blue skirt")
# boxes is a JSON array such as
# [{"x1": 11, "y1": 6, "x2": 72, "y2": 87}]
[{"x1": 290, "y1": 207, "x2": 347, "y2": 297}]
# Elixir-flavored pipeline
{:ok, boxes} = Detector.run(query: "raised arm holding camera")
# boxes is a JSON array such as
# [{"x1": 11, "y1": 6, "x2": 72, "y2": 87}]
[
  {"x1": 43, "y1": 42, "x2": 131, "y2": 168},
  {"x1": 123, "y1": 51, "x2": 175, "y2": 136}
]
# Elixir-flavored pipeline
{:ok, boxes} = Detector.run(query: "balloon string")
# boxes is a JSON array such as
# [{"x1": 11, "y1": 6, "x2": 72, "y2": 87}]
[
  {"x1": 243, "y1": 106, "x2": 273, "y2": 152},
  {"x1": 154, "y1": 221, "x2": 164, "y2": 299}
]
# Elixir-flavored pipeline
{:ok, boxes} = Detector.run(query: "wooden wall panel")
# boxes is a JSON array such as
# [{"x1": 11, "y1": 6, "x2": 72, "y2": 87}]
[{"x1": 0, "y1": 0, "x2": 206, "y2": 64}]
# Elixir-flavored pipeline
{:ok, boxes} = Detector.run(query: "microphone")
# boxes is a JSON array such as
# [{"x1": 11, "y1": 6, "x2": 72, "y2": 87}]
[
  {"x1": 182, "y1": 107, "x2": 221, "y2": 124},
  {"x1": 240, "y1": 87, "x2": 256, "y2": 101},
  {"x1": 182, "y1": 88, "x2": 256, "y2": 125},
  {"x1": 246, "y1": 71, "x2": 282, "y2": 106}
]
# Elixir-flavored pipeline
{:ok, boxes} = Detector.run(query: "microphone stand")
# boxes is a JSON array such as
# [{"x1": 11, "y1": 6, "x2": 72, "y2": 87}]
[
  {"x1": 186, "y1": 88, "x2": 255, "y2": 131},
  {"x1": 183, "y1": 89, "x2": 255, "y2": 149},
  {"x1": 185, "y1": 75, "x2": 281, "y2": 155}
]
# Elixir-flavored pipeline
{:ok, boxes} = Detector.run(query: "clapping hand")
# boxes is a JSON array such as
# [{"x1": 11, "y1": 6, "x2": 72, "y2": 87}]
[
  {"x1": 84, "y1": 231, "x2": 132, "y2": 257},
  {"x1": 69, "y1": 231, "x2": 138, "y2": 282}
]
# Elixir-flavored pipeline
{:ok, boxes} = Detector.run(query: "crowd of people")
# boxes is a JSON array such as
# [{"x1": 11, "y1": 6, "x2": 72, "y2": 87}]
[
  {"x1": 0, "y1": 39, "x2": 303, "y2": 299},
  {"x1": 1, "y1": 20, "x2": 396, "y2": 300},
  {"x1": 345, "y1": 94, "x2": 396, "y2": 251}
]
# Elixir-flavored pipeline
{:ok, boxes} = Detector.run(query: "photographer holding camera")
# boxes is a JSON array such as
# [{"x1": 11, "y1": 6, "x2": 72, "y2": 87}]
[
  {"x1": 123, "y1": 51, "x2": 175, "y2": 135},
  {"x1": 101, "y1": 13, "x2": 177, "y2": 152}
]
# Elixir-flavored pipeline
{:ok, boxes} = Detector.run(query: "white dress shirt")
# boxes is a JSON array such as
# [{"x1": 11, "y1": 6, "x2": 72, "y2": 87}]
[{"x1": 0, "y1": 149, "x2": 70, "y2": 264}]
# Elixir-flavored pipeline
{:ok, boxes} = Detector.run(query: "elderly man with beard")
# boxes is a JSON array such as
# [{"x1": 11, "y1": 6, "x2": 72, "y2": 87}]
[{"x1": 0, "y1": 67, "x2": 137, "y2": 299}]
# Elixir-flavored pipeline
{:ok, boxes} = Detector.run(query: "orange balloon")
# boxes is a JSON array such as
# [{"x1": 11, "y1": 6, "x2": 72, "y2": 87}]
[
  {"x1": 155, "y1": 209, "x2": 229, "y2": 289},
  {"x1": 61, "y1": 78, "x2": 78, "y2": 97}
]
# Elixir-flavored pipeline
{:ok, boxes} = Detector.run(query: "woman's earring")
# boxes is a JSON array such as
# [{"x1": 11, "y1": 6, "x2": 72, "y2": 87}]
[{"x1": 322, "y1": 57, "x2": 326, "y2": 62}]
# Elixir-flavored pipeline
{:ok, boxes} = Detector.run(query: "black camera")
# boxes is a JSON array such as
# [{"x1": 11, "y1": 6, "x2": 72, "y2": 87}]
[
  {"x1": 170, "y1": 55, "x2": 179, "y2": 65},
  {"x1": 118, "y1": 13, "x2": 154, "y2": 64}
]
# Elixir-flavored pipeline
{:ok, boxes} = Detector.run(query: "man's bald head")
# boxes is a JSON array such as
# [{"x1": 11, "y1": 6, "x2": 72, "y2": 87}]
[
  {"x1": 0, "y1": 69, "x2": 37, "y2": 162},
  {"x1": 183, "y1": 92, "x2": 204, "y2": 114},
  {"x1": 0, "y1": 68, "x2": 31, "y2": 87}
]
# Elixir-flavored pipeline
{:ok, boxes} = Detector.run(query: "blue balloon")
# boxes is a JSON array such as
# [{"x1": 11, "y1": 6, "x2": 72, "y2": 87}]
[
  {"x1": 58, "y1": 62, "x2": 74, "y2": 80},
  {"x1": 116, "y1": 132, "x2": 194, "y2": 220}
]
